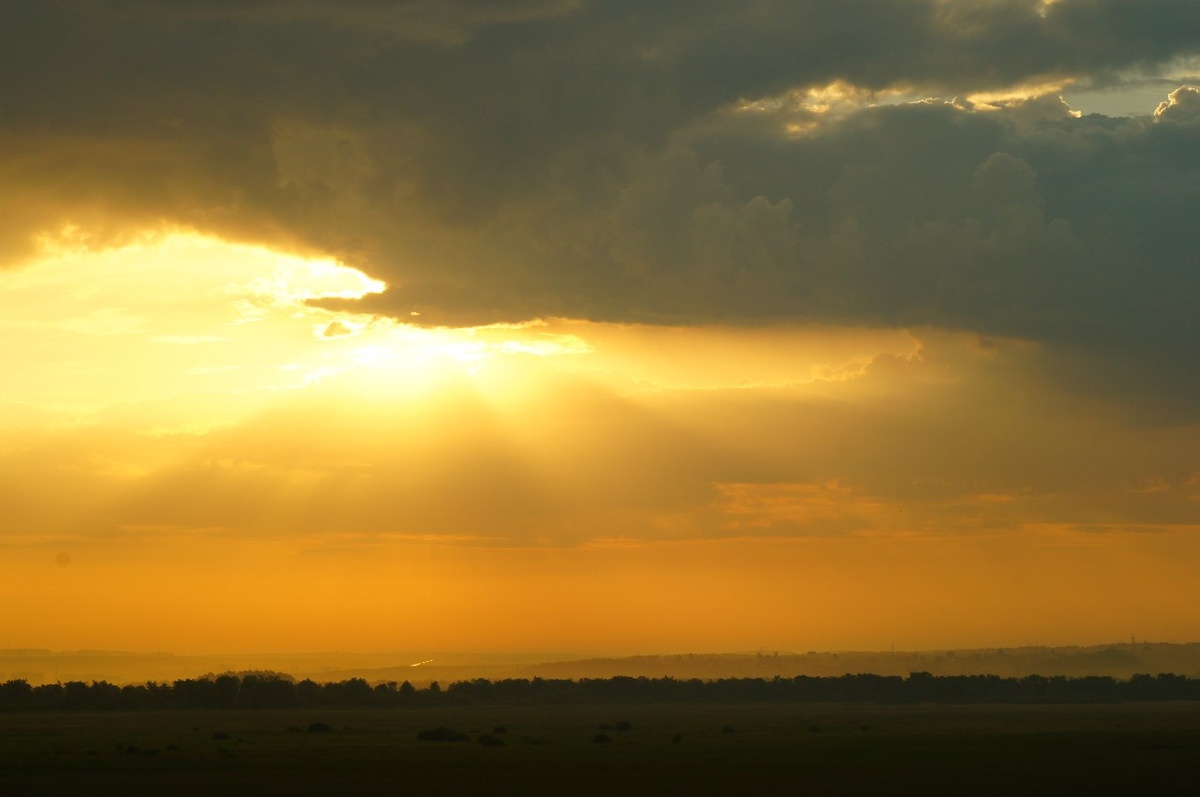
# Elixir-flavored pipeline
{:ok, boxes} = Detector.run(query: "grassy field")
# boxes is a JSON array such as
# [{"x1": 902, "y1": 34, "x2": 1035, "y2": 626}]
[{"x1": 2, "y1": 702, "x2": 1199, "y2": 796}]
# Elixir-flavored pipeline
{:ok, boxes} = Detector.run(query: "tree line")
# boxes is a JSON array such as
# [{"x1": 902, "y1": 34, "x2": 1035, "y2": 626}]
[{"x1": 1, "y1": 671, "x2": 1198, "y2": 711}]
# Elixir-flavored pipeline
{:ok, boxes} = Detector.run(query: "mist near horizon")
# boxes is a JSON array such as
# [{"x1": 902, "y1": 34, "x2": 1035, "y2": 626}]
[{"x1": 6, "y1": 641, "x2": 1200, "y2": 689}]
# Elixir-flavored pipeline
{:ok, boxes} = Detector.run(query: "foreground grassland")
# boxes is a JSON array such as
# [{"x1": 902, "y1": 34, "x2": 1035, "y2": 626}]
[{"x1": 2, "y1": 702, "x2": 1198, "y2": 796}]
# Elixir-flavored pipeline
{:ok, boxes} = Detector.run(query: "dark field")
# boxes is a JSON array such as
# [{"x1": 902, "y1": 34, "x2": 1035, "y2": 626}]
[{"x1": 2, "y1": 702, "x2": 1199, "y2": 796}]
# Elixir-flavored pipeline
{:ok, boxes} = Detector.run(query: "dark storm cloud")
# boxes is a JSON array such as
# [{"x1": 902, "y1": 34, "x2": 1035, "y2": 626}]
[{"x1": 2, "y1": 0, "x2": 1198, "y2": 410}]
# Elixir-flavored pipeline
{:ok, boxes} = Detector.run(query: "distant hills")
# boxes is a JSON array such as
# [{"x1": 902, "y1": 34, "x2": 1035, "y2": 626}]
[{"x1": 3, "y1": 642, "x2": 1199, "y2": 686}]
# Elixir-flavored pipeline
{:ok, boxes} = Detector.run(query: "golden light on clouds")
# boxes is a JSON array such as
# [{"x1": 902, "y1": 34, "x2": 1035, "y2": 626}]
[
  {"x1": 2, "y1": 230, "x2": 383, "y2": 417},
  {"x1": 1, "y1": 230, "x2": 601, "y2": 431},
  {"x1": 3, "y1": 228, "x2": 1199, "y2": 655}
]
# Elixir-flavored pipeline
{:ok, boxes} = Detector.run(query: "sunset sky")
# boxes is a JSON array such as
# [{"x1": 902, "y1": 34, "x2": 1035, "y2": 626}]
[{"x1": 2, "y1": 0, "x2": 1199, "y2": 657}]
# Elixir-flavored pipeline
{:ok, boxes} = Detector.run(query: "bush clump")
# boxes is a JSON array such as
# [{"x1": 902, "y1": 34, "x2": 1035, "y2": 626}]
[{"x1": 417, "y1": 727, "x2": 469, "y2": 742}]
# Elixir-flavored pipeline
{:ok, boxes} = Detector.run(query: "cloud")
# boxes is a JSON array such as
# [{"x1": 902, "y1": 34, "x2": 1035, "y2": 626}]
[
  {"x1": 2, "y1": 1, "x2": 1199, "y2": 414},
  {"x1": 1155, "y1": 84, "x2": 1200, "y2": 121}
]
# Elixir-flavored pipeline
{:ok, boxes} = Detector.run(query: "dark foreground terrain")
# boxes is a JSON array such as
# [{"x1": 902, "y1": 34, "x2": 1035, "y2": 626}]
[{"x1": 2, "y1": 702, "x2": 1198, "y2": 796}]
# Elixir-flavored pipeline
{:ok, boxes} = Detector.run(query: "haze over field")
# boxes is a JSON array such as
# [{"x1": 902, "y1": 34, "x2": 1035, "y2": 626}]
[
  {"x1": 5, "y1": 643, "x2": 1200, "y2": 688},
  {"x1": 2, "y1": 1, "x2": 1199, "y2": 657}
]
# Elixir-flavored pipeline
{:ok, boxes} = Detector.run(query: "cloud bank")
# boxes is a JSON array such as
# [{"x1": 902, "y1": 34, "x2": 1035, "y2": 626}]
[{"x1": 2, "y1": 0, "x2": 1198, "y2": 416}]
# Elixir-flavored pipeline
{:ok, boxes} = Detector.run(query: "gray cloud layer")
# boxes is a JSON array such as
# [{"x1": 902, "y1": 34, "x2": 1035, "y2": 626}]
[{"x1": 3, "y1": 0, "x2": 1198, "y2": 412}]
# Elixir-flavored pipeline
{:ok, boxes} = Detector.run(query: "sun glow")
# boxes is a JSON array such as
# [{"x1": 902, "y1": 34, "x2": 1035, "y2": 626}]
[
  {"x1": 8, "y1": 228, "x2": 1195, "y2": 655},
  {"x1": 0, "y1": 230, "x2": 596, "y2": 425}
]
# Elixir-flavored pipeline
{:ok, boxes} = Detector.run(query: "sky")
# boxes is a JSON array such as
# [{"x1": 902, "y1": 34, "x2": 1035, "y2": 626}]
[{"x1": 1, "y1": 0, "x2": 1199, "y2": 657}]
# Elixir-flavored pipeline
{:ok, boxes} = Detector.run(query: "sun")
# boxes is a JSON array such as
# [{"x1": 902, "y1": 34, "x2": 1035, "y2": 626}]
[{"x1": 0, "y1": 227, "x2": 609, "y2": 435}]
